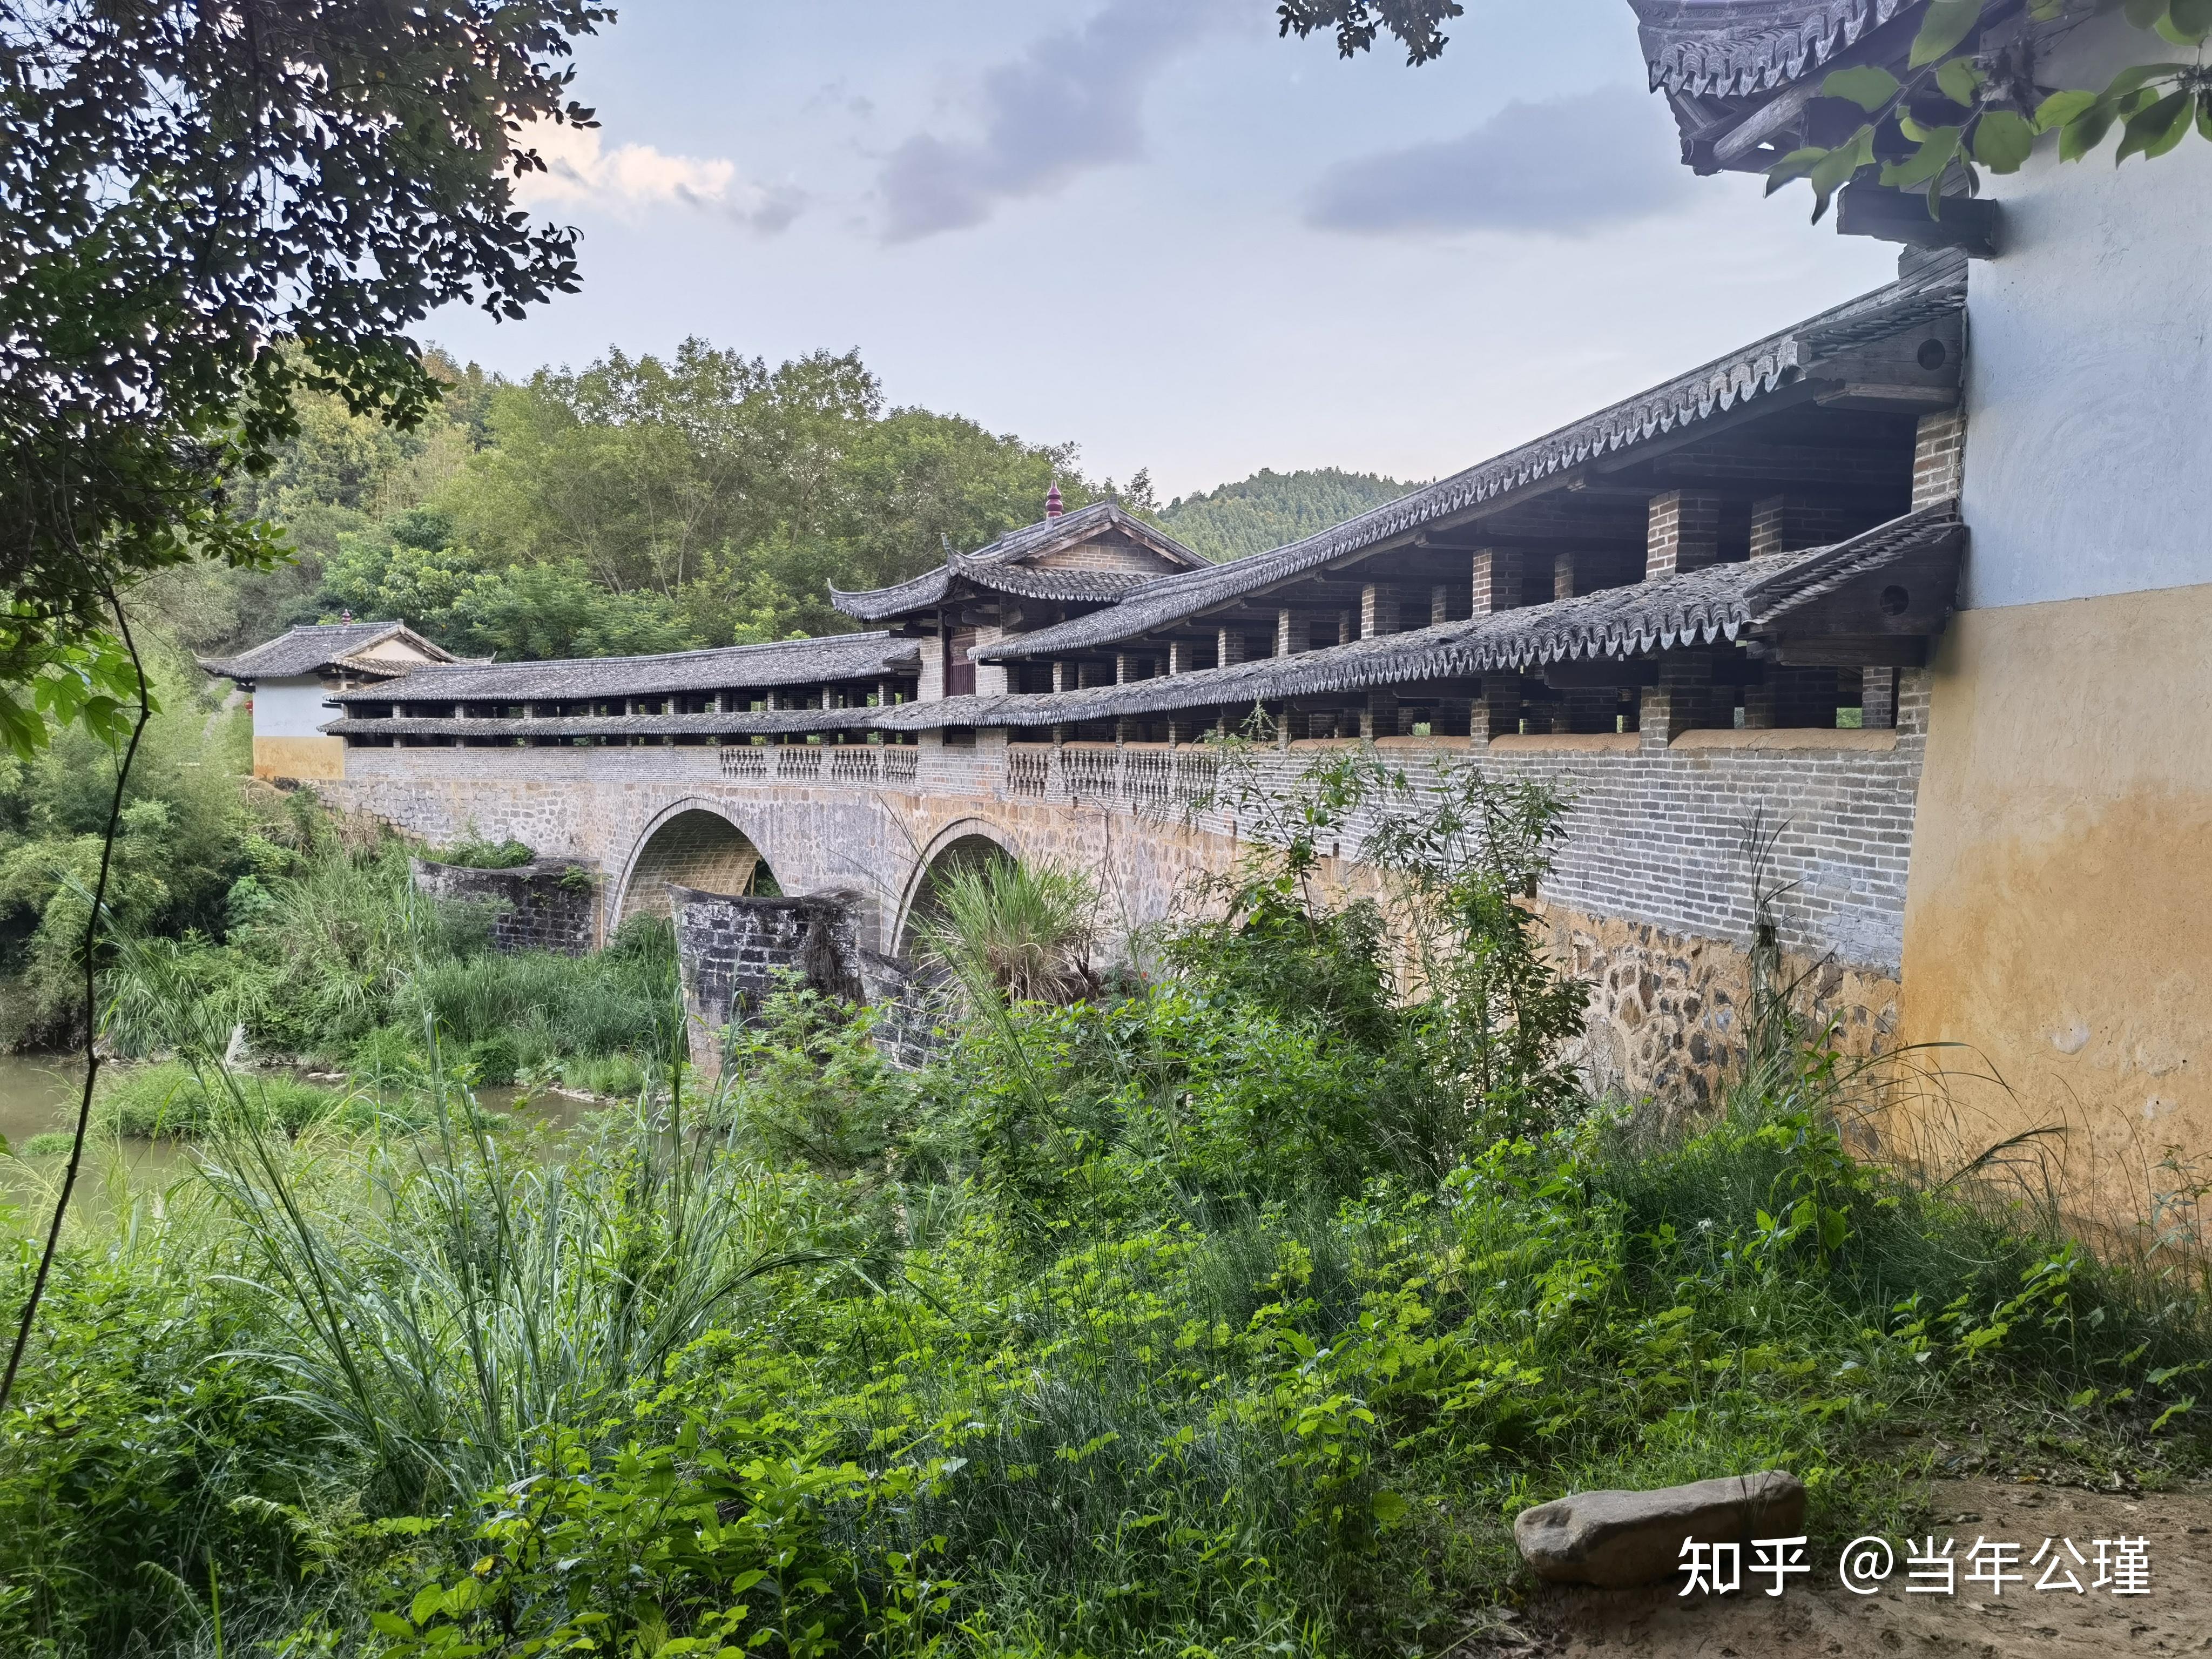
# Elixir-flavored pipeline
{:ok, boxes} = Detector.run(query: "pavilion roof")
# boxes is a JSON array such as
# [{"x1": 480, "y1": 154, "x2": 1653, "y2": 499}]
[
  {"x1": 198, "y1": 621, "x2": 457, "y2": 682},
  {"x1": 828, "y1": 502, "x2": 1208, "y2": 623}
]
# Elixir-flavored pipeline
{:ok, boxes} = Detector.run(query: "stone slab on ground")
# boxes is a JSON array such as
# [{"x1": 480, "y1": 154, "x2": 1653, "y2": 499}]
[
  {"x1": 1483, "y1": 1476, "x2": 2212, "y2": 1657},
  {"x1": 1515, "y1": 1471, "x2": 1808, "y2": 1588}
]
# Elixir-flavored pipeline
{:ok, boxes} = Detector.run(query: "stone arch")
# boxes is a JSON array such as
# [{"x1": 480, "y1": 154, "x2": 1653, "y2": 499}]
[
  {"x1": 614, "y1": 801, "x2": 779, "y2": 931},
  {"x1": 893, "y1": 819, "x2": 1018, "y2": 956}
]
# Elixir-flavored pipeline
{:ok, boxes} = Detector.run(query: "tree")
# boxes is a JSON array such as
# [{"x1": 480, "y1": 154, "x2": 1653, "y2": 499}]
[
  {"x1": 1276, "y1": 0, "x2": 1465, "y2": 64},
  {"x1": 1159, "y1": 467, "x2": 1409, "y2": 562},
  {"x1": 0, "y1": 0, "x2": 612, "y2": 1420},
  {"x1": 0, "y1": 0, "x2": 610, "y2": 754},
  {"x1": 1766, "y1": 1, "x2": 2212, "y2": 220},
  {"x1": 1278, "y1": 0, "x2": 2212, "y2": 211}
]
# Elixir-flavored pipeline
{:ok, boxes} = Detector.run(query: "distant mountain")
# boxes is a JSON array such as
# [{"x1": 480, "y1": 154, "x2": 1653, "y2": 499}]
[{"x1": 1158, "y1": 468, "x2": 1413, "y2": 563}]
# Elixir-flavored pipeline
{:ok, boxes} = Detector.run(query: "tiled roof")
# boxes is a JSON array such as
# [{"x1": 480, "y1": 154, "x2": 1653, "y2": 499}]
[
  {"x1": 328, "y1": 506, "x2": 1958, "y2": 741},
  {"x1": 198, "y1": 622, "x2": 454, "y2": 681},
  {"x1": 932, "y1": 503, "x2": 1961, "y2": 726},
  {"x1": 830, "y1": 502, "x2": 1207, "y2": 622},
  {"x1": 976, "y1": 260, "x2": 1965, "y2": 665},
  {"x1": 327, "y1": 632, "x2": 921, "y2": 705},
  {"x1": 1629, "y1": 0, "x2": 1921, "y2": 97}
]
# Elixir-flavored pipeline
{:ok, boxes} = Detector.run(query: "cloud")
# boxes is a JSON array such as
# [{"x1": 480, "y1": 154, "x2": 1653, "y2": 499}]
[
  {"x1": 1305, "y1": 86, "x2": 1695, "y2": 238},
  {"x1": 876, "y1": 0, "x2": 1224, "y2": 244},
  {"x1": 514, "y1": 122, "x2": 805, "y2": 234}
]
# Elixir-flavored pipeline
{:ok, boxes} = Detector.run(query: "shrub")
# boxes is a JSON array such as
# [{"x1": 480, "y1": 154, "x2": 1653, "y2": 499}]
[
  {"x1": 94, "y1": 1061, "x2": 352, "y2": 1138},
  {"x1": 427, "y1": 834, "x2": 535, "y2": 869}
]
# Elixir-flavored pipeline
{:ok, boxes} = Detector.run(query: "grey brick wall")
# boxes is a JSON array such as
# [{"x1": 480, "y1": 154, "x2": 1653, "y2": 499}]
[{"x1": 411, "y1": 857, "x2": 600, "y2": 954}]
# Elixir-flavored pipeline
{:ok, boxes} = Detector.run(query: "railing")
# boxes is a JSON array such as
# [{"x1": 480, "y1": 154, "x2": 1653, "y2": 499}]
[
  {"x1": 1006, "y1": 747, "x2": 1051, "y2": 798},
  {"x1": 1059, "y1": 746, "x2": 1118, "y2": 801},
  {"x1": 713, "y1": 739, "x2": 1223, "y2": 817}
]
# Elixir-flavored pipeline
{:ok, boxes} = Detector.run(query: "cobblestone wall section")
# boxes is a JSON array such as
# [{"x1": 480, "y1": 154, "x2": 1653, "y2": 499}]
[{"x1": 410, "y1": 857, "x2": 600, "y2": 954}]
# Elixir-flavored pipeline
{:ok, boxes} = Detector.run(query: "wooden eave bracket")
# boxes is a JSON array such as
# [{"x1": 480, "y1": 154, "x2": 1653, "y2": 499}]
[{"x1": 1836, "y1": 181, "x2": 2000, "y2": 259}]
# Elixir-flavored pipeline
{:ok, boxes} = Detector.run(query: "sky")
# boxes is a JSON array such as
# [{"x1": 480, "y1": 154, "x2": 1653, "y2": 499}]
[{"x1": 425, "y1": 0, "x2": 1899, "y2": 503}]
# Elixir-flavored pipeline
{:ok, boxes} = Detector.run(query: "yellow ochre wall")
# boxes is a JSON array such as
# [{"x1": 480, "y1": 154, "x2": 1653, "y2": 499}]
[
  {"x1": 1900, "y1": 582, "x2": 2212, "y2": 1202},
  {"x1": 253, "y1": 735, "x2": 347, "y2": 783}
]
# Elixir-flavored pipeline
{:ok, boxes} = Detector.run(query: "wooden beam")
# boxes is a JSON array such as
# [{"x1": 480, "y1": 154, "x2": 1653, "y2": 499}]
[{"x1": 1836, "y1": 181, "x2": 2000, "y2": 259}]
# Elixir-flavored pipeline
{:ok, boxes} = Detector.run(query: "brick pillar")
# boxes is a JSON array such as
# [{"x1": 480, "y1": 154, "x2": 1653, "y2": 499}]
[
  {"x1": 1276, "y1": 610, "x2": 1309, "y2": 657},
  {"x1": 1277, "y1": 705, "x2": 1305, "y2": 744},
  {"x1": 1471, "y1": 673, "x2": 1522, "y2": 742},
  {"x1": 1750, "y1": 496, "x2": 1856, "y2": 558},
  {"x1": 1429, "y1": 584, "x2": 1451, "y2": 625},
  {"x1": 1115, "y1": 716, "x2": 1140, "y2": 745},
  {"x1": 1553, "y1": 550, "x2": 1580, "y2": 602},
  {"x1": 1051, "y1": 661, "x2": 1071, "y2": 693},
  {"x1": 1862, "y1": 666, "x2": 1898, "y2": 730},
  {"x1": 1641, "y1": 656, "x2": 1713, "y2": 747},
  {"x1": 1115, "y1": 651, "x2": 1145, "y2": 685},
  {"x1": 1167, "y1": 717, "x2": 1197, "y2": 744},
  {"x1": 1336, "y1": 610, "x2": 1357, "y2": 647},
  {"x1": 1646, "y1": 490, "x2": 1725, "y2": 578},
  {"x1": 1360, "y1": 583, "x2": 1400, "y2": 638},
  {"x1": 1217, "y1": 628, "x2": 1248, "y2": 667},
  {"x1": 1361, "y1": 689, "x2": 1398, "y2": 739},
  {"x1": 1166, "y1": 639, "x2": 1199, "y2": 675},
  {"x1": 1471, "y1": 547, "x2": 1523, "y2": 613},
  {"x1": 1434, "y1": 696, "x2": 1473, "y2": 738},
  {"x1": 1912, "y1": 408, "x2": 1966, "y2": 509}
]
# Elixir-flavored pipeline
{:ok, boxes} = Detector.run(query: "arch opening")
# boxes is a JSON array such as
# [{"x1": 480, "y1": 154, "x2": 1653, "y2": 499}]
[
  {"x1": 896, "y1": 832, "x2": 1013, "y2": 957},
  {"x1": 617, "y1": 808, "x2": 779, "y2": 928}
]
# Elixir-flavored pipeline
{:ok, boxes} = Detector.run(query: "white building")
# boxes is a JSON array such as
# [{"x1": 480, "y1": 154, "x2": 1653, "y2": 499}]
[{"x1": 199, "y1": 621, "x2": 458, "y2": 781}]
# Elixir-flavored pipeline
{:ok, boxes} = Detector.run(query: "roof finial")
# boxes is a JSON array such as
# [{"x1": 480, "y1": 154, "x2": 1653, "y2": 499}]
[{"x1": 1045, "y1": 483, "x2": 1063, "y2": 520}]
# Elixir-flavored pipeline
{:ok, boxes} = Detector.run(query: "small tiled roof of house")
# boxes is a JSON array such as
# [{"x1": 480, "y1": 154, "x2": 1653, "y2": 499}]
[
  {"x1": 1628, "y1": 0, "x2": 1921, "y2": 97},
  {"x1": 829, "y1": 502, "x2": 1208, "y2": 623},
  {"x1": 328, "y1": 631, "x2": 921, "y2": 705},
  {"x1": 197, "y1": 621, "x2": 456, "y2": 682},
  {"x1": 977, "y1": 257, "x2": 1966, "y2": 666},
  {"x1": 326, "y1": 505, "x2": 1958, "y2": 741}
]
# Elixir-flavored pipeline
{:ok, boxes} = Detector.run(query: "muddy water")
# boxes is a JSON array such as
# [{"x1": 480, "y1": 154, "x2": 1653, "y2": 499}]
[
  {"x1": 0, "y1": 1053, "x2": 77, "y2": 1154},
  {"x1": 0, "y1": 1053, "x2": 589, "y2": 1230}
]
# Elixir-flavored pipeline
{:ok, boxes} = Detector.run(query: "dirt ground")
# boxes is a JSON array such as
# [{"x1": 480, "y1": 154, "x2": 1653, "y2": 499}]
[{"x1": 1471, "y1": 1478, "x2": 2212, "y2": 1657}]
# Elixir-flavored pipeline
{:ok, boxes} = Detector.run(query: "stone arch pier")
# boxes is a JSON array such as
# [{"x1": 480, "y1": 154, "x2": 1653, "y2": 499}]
[{"x1": 614, "y1": 801, "x2": 777, "y2": 928}]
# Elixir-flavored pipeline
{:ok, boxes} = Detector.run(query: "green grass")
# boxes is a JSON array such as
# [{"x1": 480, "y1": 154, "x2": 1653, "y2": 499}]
[{"x1": 4, "y1": 761, "x2": 2207, "y2": 1659}]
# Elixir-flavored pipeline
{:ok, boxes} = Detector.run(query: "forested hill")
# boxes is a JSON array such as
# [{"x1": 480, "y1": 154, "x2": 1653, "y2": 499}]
[
  {"x1": 1156, "y1": 468, "x2": 1413, "y2": 563},
  {"x1": 149, "y1": 341, "x2": 1413, "y2": 664}
]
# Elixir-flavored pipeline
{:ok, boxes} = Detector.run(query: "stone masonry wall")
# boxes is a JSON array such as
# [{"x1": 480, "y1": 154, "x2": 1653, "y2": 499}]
[
  {"x1": 411, "y1": 857, "x2": 601, "y2": 954},
  {"x1": 671, "y1": 886, "x2": 862, "y2": 1081},
  {"x1": 332, "y1": 682, "x2": 1929, "y2": 1105}
]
